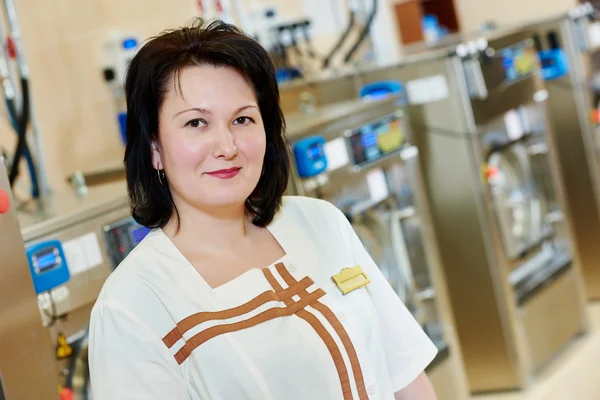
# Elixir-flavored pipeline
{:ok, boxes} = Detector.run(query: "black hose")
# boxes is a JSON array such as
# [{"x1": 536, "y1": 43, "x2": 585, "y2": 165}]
[
  {"x1": 8, "y1": 78, "x2": 30, "y2": 187},
  {"x1": 322, "y1": 11, "x2": 356, "y2": 68},
  {"x1": 300, "y1": 22, "x2": 317, "y2": 59},
  {"x1": 343, "y1": 0, "x2": 378, "y2": 63},
  {"x1": 6, "y1": 96, "x2": 39, "y2": 197}
]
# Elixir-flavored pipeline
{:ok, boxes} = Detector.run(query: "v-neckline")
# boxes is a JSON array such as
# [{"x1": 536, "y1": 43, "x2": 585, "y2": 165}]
[{"x1": 157, "y1": 206, "x2": 291, "y2": 295}]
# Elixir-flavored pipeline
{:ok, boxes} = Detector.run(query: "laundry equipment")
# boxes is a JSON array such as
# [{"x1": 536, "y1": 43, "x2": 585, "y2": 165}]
[
  {"x1": 12, "y1": 181, "x2": 145, "y2": 399},
  {"x1": 285, "y1": 95, "x2": 469, "y2": 400},
  {"x1": 514, "y1": 3, "x2": 600, "y2": 299},
  {"x1": 354, "y1": 28, "x2": 589, "y2": 393}
]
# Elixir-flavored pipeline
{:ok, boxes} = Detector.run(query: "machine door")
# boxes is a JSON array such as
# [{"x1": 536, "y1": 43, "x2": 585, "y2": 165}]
[
  {"x1": 0, "y1": 161, "x2": 59, "y2": 399},
  {"x1": 351, "y1": 197, "x2": 446, "y2": 351},
  {"x1": 354, "y1": 206, "x2": 417, "y2": 307},
  {"x1": 487, "y1": 143, "x2": 546, "y2": 260}
]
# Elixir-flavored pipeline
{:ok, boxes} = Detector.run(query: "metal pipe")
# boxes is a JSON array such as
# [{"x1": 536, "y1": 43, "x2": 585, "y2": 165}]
[{"x1": 1, "y1": 0, "x2": 51, "y2": 196}]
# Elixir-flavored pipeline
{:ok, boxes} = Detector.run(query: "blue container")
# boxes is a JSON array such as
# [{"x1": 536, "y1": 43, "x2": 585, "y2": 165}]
[
  {"x1": 539, "y1": 49, "x2": 569, "y2": 81},
  {"x1": 360, "y1": 81, "x2": 403, "y2": 101},
  {"x1": 293, "y1": 136, "x2": 328, "y2": 178},
  {"x1": 26, "y1": 240, "x2": 71, "y2": 294}
]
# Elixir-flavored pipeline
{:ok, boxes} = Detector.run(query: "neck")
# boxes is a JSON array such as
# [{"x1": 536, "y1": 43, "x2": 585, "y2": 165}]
[{"x1": 163, "y1": 200, "x2": 252, "y2": 252}]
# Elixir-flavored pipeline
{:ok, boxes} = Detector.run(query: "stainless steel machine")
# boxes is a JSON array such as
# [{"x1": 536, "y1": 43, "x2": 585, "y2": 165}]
[
  {"x1": 0, "y1": 158, "x2": 59, "y2": 399},
  {"x1": 510, "y1": 4, "x2": 600, "y2": 300},
  {"x1": 284, "y1": 95, "x2": 469, "y2": 399},
  {"x1": 354, "y1": 30, "x2": 589, "y2": 393}
]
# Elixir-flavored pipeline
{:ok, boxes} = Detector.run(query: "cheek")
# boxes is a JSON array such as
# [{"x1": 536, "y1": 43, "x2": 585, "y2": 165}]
[
  {"x1": 164, "y1": 136, "x2": 211, "y2": 170},
  {"x1": 238, "y1": 131, "x2": 267, "y2": 164}
]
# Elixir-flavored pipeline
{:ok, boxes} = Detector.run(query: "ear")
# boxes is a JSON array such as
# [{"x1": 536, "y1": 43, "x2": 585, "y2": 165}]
[{"x1": 150, "y1": 136, "x2": 163, "y2": 170}]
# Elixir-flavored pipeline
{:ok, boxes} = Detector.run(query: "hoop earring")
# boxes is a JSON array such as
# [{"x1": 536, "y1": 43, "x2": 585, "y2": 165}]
[{"x1": 157, "y1": 169, "x2": 166, "y2": 186}]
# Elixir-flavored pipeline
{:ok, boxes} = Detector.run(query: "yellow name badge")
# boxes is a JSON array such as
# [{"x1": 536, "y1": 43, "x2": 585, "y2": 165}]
[{"x1": 332, "y1": 266, "x2": 371, "y2": 295}]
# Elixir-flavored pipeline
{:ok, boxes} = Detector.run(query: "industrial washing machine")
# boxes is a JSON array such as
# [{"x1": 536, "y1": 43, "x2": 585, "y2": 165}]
[
  {"x1": 512, "y1": 3, "x2": 600, "y2": 300},
  {"x1": 14, "y1": 181, "x2": 147, "y2": 399},
  {"x1": 285, "y1": 95, "x2": 469, "y2": 399},
  {"x1": 357, "y1": 29, "x2": 589, "y2": 393}
]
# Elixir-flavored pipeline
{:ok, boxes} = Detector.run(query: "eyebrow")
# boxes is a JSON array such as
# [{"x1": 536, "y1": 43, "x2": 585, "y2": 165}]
[
  {"x1": 173, "y1": 105, "x2": 258, "y2": 119},
  {"x1": 173, "y1": 107, "x2": 211, "y2": 119}
]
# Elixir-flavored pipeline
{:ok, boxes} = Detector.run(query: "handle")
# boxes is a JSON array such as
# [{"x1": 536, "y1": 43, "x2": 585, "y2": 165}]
[
  {"x1": 389, "y1": 207, "x2": 417, "y2": 304},
  {"x1": 527, "y1": 142, "x2": 549, "y2": 155}
]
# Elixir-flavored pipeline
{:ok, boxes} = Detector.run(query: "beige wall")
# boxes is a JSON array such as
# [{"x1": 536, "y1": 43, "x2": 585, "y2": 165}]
[
  {"x1": 456, "y1": 0, "x2": 578, "y2": 33},
  {"x1": 0, "y1": 0, "x2": 579, "y2": 195},
  {"x1": 2, "y1": 0, "x2": 200, "y2": 194}
]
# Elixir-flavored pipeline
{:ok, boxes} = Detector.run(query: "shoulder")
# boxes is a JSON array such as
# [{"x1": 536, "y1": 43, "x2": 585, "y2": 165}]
[
  {"x1": 91, "y1": 230, "x2": 185, "y2": 335},
  {"x1": 275, "y1": 196, "x2": 356, "y2": 260},
  {"x1": 278, "y1": 195, "x2": 346, "y2": 226},
  {"x1": 275, "y1": 195, "x2": 352, "y2": 240}
]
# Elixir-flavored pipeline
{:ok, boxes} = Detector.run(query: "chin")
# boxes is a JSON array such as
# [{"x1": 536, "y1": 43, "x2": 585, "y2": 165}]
[{"x1": 201, "y1": 189, "x2": 254, "y2": 209}]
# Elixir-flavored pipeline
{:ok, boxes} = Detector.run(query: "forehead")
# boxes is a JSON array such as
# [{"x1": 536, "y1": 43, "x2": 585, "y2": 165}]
[{"x1": 164, "y1": 65, "x2": 257, "y2": 108}]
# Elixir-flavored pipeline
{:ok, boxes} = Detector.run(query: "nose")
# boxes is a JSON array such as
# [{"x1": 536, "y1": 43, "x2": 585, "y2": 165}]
[{"x1": 212, "y1": 126, "x2": 238, "y2": 159}]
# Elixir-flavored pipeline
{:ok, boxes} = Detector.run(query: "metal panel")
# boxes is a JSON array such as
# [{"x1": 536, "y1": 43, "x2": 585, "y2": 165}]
[
  {"x1": 0, "y1": 160, "x2": 59, "y2": 399},
  {"x1": 527, "y1": 17, "x2": 600, "y2": 299},
  {"x1": 25, "y1": 205, "x2": 131, "y2": 316},
  {"x1": 520, "y1": 268, "x2": 584, "y2": 371},
  {"x1": 404, "y1": 59, "x2": 522, "y2": 390}
]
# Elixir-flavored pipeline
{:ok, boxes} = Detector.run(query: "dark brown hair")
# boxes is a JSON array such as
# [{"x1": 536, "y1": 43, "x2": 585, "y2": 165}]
[{"x1": 123, "y1": 18, "x2": 289, "y2": 229}]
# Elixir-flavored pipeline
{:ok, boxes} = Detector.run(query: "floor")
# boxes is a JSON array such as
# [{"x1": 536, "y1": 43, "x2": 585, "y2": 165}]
[{"x1": 471, "y1": 303, "x2": 600, "y2": 400}]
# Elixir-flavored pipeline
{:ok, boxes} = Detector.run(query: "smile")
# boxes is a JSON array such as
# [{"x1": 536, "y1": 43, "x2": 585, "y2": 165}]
[{"x1": 206, "y1": 167, "x2": 242, "y2": 179}]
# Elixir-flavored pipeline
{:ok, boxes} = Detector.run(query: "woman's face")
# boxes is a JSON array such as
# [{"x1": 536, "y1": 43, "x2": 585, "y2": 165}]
[{"x1": 152, "y1": 65, "x2": 266, "y2": 214}]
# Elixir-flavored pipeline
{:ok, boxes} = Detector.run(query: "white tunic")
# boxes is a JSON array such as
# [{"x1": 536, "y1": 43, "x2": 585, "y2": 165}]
[{"x1": 89, "y1": 196, "x2": 437, "y2": 400}]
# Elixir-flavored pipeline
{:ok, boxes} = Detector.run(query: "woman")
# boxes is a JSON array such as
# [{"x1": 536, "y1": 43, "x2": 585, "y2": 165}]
[{"x1": 89, "y1": 19, "x2": 438, "y2": 400}]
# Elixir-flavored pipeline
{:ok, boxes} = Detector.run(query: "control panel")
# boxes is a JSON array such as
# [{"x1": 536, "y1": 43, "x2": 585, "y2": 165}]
[
  {"x1": 501, "y1": 42, "x2": 537, "y2": 83},
  {"x1": 103, "y1": 217, "x2": 151, "y2": 269},
  {"x1": 25, "y1": 240, "x2": 71, "y2": 294},
  {"x1": 347, "y1": 113, "x2": 406, "y2": 166}
]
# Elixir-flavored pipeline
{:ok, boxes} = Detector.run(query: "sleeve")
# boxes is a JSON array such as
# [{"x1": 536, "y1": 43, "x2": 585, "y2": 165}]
[
  {"x1": 334, "y1": 206, "x2": 438, "y2": 392},
  {"x1": 88, "y1": 300, "x2": 190, "y2": 400}
]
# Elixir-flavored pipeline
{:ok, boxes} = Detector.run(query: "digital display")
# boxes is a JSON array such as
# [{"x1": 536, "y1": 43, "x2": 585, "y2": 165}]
[
  {"x1": 502, "y1": 43, "x2": 536, "y2": 83},
  {"x1": 349, "y1": 116, "x2": 405, "y2": 166},
  {"x1": 130, "y1": 225, "x2": 151, "y2": 245},
  {"x1": 34, "y1": 248, "x2": 60, "y2": 273}
]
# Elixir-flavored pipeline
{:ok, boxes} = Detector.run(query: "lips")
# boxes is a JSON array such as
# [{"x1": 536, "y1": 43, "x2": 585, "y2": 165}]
[{"x1": 206, "y1": 167, "x2": 241, "y2": 179}]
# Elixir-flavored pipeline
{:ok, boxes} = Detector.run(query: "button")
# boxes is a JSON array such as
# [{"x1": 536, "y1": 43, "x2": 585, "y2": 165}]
[
  {"x1": 337, "y1": 311, "x2": 348, "y2": 322},
  {"x1": 367, "y1": 382, "x2": 378, "y2": 396},
  {"x1": 0, "y1": 189, "x2": 10, "y2": 214},
  {"x1": 288, "y1": 263, "x2": 297, "y2": 273}
]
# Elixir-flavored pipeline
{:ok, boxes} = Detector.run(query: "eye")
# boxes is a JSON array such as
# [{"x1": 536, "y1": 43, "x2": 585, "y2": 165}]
[
  {"x1": 233, "y1": 116, "x2": 255, "y2": 126},
  {"x1": 184, "y1": 118, "x2": 207, "y2": 128}
]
